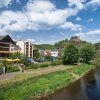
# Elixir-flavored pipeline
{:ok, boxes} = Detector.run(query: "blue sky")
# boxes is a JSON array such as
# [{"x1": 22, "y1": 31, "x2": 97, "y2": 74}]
[{"x1": 0, "y1": 0, "x2": 100, "y2": 44}]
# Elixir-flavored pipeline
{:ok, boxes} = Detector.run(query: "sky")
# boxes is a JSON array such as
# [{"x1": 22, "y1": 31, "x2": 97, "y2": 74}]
[{"x1": 0, "y1": 0, "x2": 100, "y2": 44}]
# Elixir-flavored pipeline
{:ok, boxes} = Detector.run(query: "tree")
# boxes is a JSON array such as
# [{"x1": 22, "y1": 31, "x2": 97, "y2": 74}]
[
  {"x1": 33, "y1": 50, "x2": 40, "y2": 59},
  {"x1": 9, "y1": 52, "x2": 24, "y2": 59},
  {"x1": 80, "y1": 44, "x2": 96, "y2": 63},
  {"x1": 63, "y1": 44, "x2": 79, "y2": 64}
]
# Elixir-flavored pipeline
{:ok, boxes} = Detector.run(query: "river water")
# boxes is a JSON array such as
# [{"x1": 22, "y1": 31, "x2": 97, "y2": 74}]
[{"x1": 39, "y1": 67, "x2": 100, "y2": 100}]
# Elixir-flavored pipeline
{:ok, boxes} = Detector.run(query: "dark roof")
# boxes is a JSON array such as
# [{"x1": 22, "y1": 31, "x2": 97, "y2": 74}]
[
  {"x1": 0, "y1": 35, "x2": 7, "y2": 40},
  {"x1": 0, "y1": 35, "x2": 15, "y2": 44}
]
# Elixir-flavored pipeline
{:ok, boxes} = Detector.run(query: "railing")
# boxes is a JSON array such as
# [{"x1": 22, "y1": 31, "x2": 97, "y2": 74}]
[{"x1": 0, "y1": 51, "x2": 13, "y2": 53}]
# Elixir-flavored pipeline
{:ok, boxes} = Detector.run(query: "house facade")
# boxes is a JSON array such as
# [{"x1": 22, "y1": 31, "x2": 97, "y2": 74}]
[
  {"x1": 0, "y1": 35, "x2": 16, "y2": 57},
  {"x1": 16, "y1": 40, "x2": 33, "y2": 58}
]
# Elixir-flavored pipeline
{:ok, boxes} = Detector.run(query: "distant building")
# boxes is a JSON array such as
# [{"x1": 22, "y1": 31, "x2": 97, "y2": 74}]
[
  {"x1": 70, "y1": 36, "x2": 80, "y2": 42},
  {"x1": 16, "y1": 40, "x2": 33, "y2": 58},
  {"x1": 39, "y1": 50, "x2": 59, "y2": 58},
  {"x1": 50, "y1": 50, "x2": 59, "y2": 57},
  {"x1": 0, "y1": 35, "x2": 16, "y2": 57}
]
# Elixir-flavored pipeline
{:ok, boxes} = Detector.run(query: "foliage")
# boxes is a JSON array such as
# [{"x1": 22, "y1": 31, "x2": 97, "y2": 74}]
[
  {"x1": 7, "y1": 66, "x2": 20, "y2": 73},
  {"x1": 33, "y1": 50, "x2": 40, "y2": 59},
  {"x1": 63, "y1": 44, "x2": 79, "y2": 64},
  {"x1": 69, "y1": 63, "x2": 94, "y2": 75},
  {"x1": 9, "y1": 52, "x2": 24, "y2": 59},
  {"x1": 94, "y1": 42, "x2": 100, "y2": 50},
  {"x1": 34, "y1": 44, "x2": 54, "y2": 50},
  {"x1": 93, "y1": 50, "x2": 100, "y2": 66},
  {"x1": 0, "y1": 63, "x2": 94, "y2": 100},
  {"x1": 0, "y1": 71, "x2": 74, "y2": 100},
  {"x1": 54, "y1": 39, "x2": 68, "y2": 48},
  {"x1": 51, "y1": 60, "x2": 62, "y2": 66},
  {"x1": 20, "y1": 57, "x2": 29, "y2": 67},
  {"x1": 44, "y1": 53, "x2": 52, "y2": 61},
  {"x1": 39, "y1": 63, "x2": 49, "y2": 68},
  {"x1": 0, "y1": 61, "x2": 4, "y2": 68},
  {"x1": 80, "y1": 44, "x2": 96, "y2": 63}
]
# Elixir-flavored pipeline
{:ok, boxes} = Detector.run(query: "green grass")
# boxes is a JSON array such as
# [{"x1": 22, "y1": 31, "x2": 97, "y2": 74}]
[
  {"x1": 0, "y1": 63, "x2": 95, "y2": 100},
  {"x1": 69, "y1": 63, "x2": 94, "y2": 75},
  {"x1": 0, "y1": 71, "x2": 74, "y2": 100}
]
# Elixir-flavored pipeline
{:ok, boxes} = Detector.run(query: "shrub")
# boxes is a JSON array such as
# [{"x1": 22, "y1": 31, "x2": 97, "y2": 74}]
[
  {"x1": 39, "y1": 63, "x2": 49, "y2": 68},
  {"x1": 25, "y1": 63, "x2": 39, "y2": 69},
  {"x1": 63, "y1": 44, "x2": 79, "y2": 64},
  {"x1": 32, "y1": 63, "x2": 39, "y2": 69},
  {"x1": 51, "y1": 60, "x2": 62, "y2": 66},
  {"x1": 7, "y1": 66, "x2": 20, "y2": 73}
]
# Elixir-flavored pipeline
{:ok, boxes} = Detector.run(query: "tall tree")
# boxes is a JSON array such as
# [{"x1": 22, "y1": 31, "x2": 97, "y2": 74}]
[
  {"x1": 80, "y1": 44, "x2": 96, "y2": 63},
  {"x1": 63, "y1": 44, "x2": 79, "y2": 64}
]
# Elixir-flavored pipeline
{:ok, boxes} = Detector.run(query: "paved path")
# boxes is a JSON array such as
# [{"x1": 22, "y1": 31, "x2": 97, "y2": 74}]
[
  {"x1": 0, "y1": 65, "x2": 71, "y2": 84},
  {"x1": 0, "y1": 72, "x2": 22, "y2": 81}
]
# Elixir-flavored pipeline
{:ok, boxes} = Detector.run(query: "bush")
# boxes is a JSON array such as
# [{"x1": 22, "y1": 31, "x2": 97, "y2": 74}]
[
  {"x1": 32, "y1": 63, "x2": 39, "y2": 69},
  {"x1": 25, "y1": 63, "x2": 39, "y2": 69},
  {"x1": 7, "y1": 66, "x2": 20, "y2": 73},
  {"x1": 63, "y1": 44, "x2": 79, "y2": 64},
  {"x1": 39, "y1": 63, "x2": 49, "y2": 68},
  {"x1": 51, "y1": 60, "x2": 62, "y2": 66}
]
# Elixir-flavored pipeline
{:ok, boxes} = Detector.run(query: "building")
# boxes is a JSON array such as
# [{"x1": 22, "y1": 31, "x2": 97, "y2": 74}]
[
  {"x1": 50, "y1": 50, "x2": 59, "y2": 57},
  {"x1": 70, "y1": 36, "x2": 80, "y2": 42},
  {"x1": 0, "y1": 35, "x2": 16, "y2": 57},
  {"x1": 14, "y1": 45, "x2": 21, "y2": 53},
  {"x1": 16, "y1": 40, "x2": 33, "y2": 58},
  {"x1": 39, "y1": 50, "x2": 59, "y2": 58}
]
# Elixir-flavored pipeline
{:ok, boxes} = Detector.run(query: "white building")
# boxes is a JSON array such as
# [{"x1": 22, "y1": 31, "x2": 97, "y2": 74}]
[
  {"x1": 16, "y1": 40, "x2": 33, "y2": 58},
  {"x1": 51, "y1": 50, "x2": 59, "y2": 57}
]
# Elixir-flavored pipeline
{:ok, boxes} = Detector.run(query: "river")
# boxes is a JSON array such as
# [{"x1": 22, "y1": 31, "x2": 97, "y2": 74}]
[{"x1": 39, "y1": 67, "x2": 100, "y2": 100}]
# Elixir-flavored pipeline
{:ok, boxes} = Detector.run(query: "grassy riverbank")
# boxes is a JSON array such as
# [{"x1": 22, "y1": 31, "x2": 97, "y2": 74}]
[
  {"x1": 69, "y1": 63, "x2": 95, "y2": 75},
  {"x1": 0, "y1": 63, "x2": 94, "y2": 100}
]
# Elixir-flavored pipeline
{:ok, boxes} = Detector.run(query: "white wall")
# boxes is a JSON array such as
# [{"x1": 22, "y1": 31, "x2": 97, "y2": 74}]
[
  {"x1": 16, "y1": 41, "x2": 25, "y2": 54},
  {"x1": 51, "y1": 51, "x2": 59, "y2": 57}
]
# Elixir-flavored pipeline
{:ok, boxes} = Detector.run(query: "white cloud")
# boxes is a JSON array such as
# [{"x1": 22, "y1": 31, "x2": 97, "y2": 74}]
[
  {"x1": 75, "y1": 29, "x2": 100, "y2": 43},
  {"x1": 61, "y1": 22, "x2": 82, "y2": 31},
  {"x1": 86, "y1": 0, "x2": 100, "y2": 7},
  {"x1": 0, "y1": 0, "x2": 100, "y2": 35},
  {"x1": 68, "y1": 0, "x2": 84, "y2": 10},
  {"x1": 0, "y1": 0, "x2": 20, "y2": 8},
  {"x1": 0, "y1": 11, "x2": 28, "y2": 33},
  {"x1": 27, "y1": 38, "x2": 36, "y2": 43},
  {"x1": 86, "y1": 30, "x2": 100, "y2": 35},
  {"x1": 76, "y1": 17, "x2": 81, "y2": 21},
  {"x1": 25, "y1": 0, "x2": 56, "y2": 13},
  {"x1": 0, "y1": 0, "x2": 80, "y2": 34}
]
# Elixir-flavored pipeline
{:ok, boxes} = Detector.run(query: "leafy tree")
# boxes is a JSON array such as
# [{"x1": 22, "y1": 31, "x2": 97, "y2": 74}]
[
  {"x1": 63, "y1": 44, "x2": 79, "y2": 64},
  {"x1": 80, "y1": 44, "x2": 96, "y2": 63},
  {"x1": 9, "y1": 52, "x2": 24, "y2": 59},
  {"x1": 33, "y1": 50, "x2": 40, "y2": 59}
]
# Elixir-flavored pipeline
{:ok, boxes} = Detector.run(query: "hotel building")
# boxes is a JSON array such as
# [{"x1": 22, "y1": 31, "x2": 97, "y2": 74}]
[
  {"x1": 0, "y1": 35, "x2": 16, "y2": 57},
  {"x1": 16, "y1": 40, "x2": 33, "y2": 58}
]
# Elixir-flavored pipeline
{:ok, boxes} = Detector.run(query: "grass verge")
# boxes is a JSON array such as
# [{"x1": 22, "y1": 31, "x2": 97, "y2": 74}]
[
  {"x1": 0, "y1": 71, "x2": 74, "y2": 100},
  {"x1": 69, "y1": 63, "x2": 95, "y2": 75},
  {"x1": 0, "y1": 63, "x2": 94, "y2": 100}
]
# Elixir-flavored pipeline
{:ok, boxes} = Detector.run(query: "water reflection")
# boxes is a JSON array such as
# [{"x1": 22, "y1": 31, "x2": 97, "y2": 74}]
[
  {"x1": 86, "y1": 68, "x2": 100, "y2": 100},
  {"x1": 39, "y1": 80, "x2": 88, "y2": 100},
  {"x1": 39, "y1": 68, "x2": 100, "y2": 100}
]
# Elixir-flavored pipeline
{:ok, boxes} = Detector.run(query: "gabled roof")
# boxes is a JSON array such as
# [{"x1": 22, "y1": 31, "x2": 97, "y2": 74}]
[
  {"x1": 0, "y1": 35, "x2": 15, "y2": 44},
  {"x1": 0, "y1": 35, "x2": 7, "y2": 40}
]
